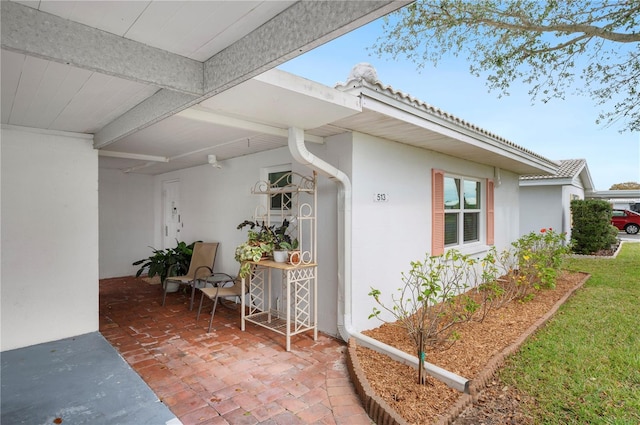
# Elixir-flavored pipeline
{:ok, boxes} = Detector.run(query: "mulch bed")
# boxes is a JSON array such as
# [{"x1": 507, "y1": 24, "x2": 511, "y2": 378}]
[{"x1": 352, "y1": 271, "x2": 589, "y2": 424}]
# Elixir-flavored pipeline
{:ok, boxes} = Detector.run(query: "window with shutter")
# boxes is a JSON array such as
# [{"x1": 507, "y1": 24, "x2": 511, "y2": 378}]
[{"x1": 432, "y1": 170, "x2": 494, "y2": 251}]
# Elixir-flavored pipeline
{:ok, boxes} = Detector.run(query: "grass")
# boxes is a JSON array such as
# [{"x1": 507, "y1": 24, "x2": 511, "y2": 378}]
[{"x1": 500, "y1": 242, "x2": 640, "y2": 424}]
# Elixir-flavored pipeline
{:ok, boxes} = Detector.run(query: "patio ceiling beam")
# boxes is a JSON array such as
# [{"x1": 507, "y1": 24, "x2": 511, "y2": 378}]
[
  {"x1": 98, "y1": 151, "x2": 169, "y2": 163},
  {"x1": 0, "y1": 1, "x2": 202, "y2": 95},
  {"x1": 178, "y1": 106, "x2": 324, "y2": 144},
  {"x1": 202, "y1": 1, "x2": 410, "y2": 94}
]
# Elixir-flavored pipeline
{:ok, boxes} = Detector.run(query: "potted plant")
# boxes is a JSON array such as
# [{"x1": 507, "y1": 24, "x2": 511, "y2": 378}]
[
  {"x1": 132, "y1": 240, "x2": 197, "y2": 291},
  {"x1": 235, "y1": 219, "x2": 296, "y2": 268},
  {"x1": 272, "y1": 220, "x2": 296, "y2": 263},
  {"x1": 235, "y1": 220, "x2": 277, "y2": 276},
  {"x1": 274, "y1": 238, "x2": 299, "y2": 263}
]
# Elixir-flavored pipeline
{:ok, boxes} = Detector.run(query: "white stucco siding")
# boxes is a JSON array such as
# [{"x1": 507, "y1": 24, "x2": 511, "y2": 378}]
[
  {"x1": 349, "y1": 135, "x2": 430, "y2": 332},
  {"x1": 519, "y1": 185, "x2": 563, "y2": 236},
  {"x1": 562, "y1": 184, "x2": 584, "y2": 238},
  {"x1": 99, "y1": 169, "x2": 155, "y2": 278},
  {"x1": 307, "y1": 139, "x2": 341, "y2": 336},
  {"x1": 493, "y1": 170, "x2": 521, "y2": 249},
  {"x1": 348, "y1": 132, "x2": 510, "y2": 332},
  {"x1": 1, "y1": 126, "x2": 98, "y2": 351}
]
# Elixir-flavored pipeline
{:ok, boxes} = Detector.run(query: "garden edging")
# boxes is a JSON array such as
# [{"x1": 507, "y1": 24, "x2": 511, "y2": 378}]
[
  {"x1": 570, "y1": 240, "x2": 624, "y2": 259},
  {"x1": 346, "y1": 272, "x2": 591, "y2": 425}
]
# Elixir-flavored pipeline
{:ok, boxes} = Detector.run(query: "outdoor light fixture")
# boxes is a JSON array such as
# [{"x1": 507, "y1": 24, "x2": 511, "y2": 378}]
[{"x1": 208, "y1": 154, "x2": 221, "y2": 169}]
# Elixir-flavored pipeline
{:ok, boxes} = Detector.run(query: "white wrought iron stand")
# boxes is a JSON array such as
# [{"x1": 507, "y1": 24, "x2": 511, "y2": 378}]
[{"x1": 240, "y1": 172, "x2": 317, "y2": 351}]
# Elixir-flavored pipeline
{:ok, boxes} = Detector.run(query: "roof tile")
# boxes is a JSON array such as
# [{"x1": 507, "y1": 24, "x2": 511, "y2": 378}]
[
  {"x1": 335, "y1": 64, "x2": 556, "y2": 166},
  {"x1": 520, "y1": 159, "x2": 586, "y2": 181}
]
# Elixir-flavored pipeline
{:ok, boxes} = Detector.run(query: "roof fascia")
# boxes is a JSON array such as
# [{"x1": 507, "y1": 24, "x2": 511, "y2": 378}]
[
  {"x1": 587, "y1": 189, "x2": 640, "y2": 198},
  {"x1": 253, "y1": 69, "x2": 362, "y2": 114},
  {"x1": 359, "y1": 90, "x2": 558, "y2": 175},
  {"x1": 519, "y1": 178, "x2": 574, "y2": 187},
  {"x1": 579, "y1": 164, "x2": 596, "y2": 192}
]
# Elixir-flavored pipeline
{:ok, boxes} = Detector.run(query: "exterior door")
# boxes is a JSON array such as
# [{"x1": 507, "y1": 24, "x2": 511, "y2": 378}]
[{"x1": 162, "y1": 180, "x2": 181, "y2": 248}]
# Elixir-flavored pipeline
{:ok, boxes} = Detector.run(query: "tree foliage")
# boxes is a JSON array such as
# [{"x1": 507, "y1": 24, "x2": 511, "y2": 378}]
[
  {"x1": 610, "y1": 181, "x2": 640, "y2": 190},
  {"x1": 570, "y1": 199, "x2": 618, "y2": 254},
  {"x1": 374, "y1": 0, "x2": 640, "y2": 132}
]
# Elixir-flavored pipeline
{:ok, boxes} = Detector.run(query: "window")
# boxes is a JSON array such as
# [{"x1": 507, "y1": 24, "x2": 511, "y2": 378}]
[
  {"x1": 432, "y1": 169, "x2": 494, "y2": 255},
  {"x1": 444, "y1": 176, "x2": 481, "y2": 246},
  {"x1": 261, "y1": 164, "x2": 293, "y2": 212},
  {"x1": 269, "y1": 170, "x2": 292, "y2": 210}
]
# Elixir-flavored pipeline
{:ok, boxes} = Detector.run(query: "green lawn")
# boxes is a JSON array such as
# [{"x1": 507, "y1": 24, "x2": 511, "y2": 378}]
[{"x1": 500, "y1": 242, "x2": 640, "y2": 424}]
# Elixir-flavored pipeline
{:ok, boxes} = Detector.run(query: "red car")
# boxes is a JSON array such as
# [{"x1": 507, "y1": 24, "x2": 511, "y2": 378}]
[{"x1": 612, "y1": 209, "x2": 640, "y2": 234}]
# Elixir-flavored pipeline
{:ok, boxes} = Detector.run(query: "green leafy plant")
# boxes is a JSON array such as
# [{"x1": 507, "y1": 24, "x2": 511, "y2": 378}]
[
  {"x1": 479, "y1": 228, "x2": 571, "y2": 307},
  {"x1": 369, "y1": 249, "x2": 479, "y2": 384},
  {"x1": 132, "y1": 240, "x2": 198, "y2": 284},
  {"x1": 276, "y1": 239, "x2": 298, "y2": 251},
  {"x1": 512, "y1": 227, "x2": 571, "y2": 289},
  {"x1": 235, "y1": 219, "x2": 294, "y2": 276}
]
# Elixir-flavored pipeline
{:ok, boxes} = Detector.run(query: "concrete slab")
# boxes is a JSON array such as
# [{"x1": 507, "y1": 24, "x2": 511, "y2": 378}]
[{"x1": 1, "y1": 332, "x2": 180, "y2": 425}]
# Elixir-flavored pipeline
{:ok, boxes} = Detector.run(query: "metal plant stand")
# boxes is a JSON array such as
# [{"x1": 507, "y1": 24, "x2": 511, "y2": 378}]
[{"x1": 240, "y1": 172, "x2": 317, "y2": 351}]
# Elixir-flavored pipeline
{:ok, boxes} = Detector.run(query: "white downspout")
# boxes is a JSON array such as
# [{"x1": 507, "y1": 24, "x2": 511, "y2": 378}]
[{"x1": 287, "y1": 127, "x2": 469, "y2": 393}]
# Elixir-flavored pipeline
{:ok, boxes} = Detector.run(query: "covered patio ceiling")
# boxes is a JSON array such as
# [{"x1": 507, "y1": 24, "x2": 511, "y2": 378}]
[
  {"x1": 98, "y1": 69, "x2": 364, "y2": 174},
  {"x1": 1, "y1": 0, "x2": 409, "y2": 171}
]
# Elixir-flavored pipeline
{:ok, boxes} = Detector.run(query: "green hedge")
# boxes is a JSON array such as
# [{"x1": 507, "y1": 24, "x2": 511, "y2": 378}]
[{"x1": 570, "y1": 199, "x2": 618, "y2": 254}]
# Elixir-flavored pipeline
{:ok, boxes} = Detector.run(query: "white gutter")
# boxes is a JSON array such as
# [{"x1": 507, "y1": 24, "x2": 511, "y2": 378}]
[{"x1": 287, "y1": 127, "x2": 470, "y2": 393}]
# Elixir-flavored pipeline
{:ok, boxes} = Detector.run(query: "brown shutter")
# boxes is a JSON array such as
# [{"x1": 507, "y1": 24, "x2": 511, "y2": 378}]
[
  {"x1": 486, "y1": 178, "x2": 495, "y2": 245},
  {"x1": 432, "y1": 169, "x2": 445, "y2": 255}
]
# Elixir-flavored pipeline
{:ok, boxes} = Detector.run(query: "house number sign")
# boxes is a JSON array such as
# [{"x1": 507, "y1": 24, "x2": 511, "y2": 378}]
[{"x1": 373, "y1": 193, "x2": 389, "y2": 202}]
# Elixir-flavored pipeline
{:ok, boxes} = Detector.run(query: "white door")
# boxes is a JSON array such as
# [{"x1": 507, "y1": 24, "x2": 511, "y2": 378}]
[{"x1": 162, "y1": 180, "x2": 181, "y2": 248}]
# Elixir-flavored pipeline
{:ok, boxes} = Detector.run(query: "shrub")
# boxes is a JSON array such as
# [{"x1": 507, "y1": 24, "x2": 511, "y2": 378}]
[
  {"x1": 369, "y1": 249, "x2": 480, "y2": 383},
  {"x1": 512, "y1": 228, "x2": 571, "y2": 289},
  {"x1": 570, "y1": 199, "x2": 617, "y2": 254},
  {"x1": 368, "y1": 229, "x2": 570, "y2": 385},
  {"x1": 478, "y1": 228, "x2": 569, "y2": 309}
]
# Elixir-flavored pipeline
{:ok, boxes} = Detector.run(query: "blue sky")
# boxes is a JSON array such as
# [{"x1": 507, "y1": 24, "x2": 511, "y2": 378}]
[{"x1": 278, "y1": 16, "x2": 640, "y2": 191}]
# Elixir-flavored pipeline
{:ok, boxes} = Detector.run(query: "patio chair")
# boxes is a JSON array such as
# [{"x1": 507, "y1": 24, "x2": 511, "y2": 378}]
[
  {"x1": 196, "y1": 269, "x2": 249, "y2": 333},
  {"x1": 162, "y1": 242, "x2": 219, "y2": 310}
]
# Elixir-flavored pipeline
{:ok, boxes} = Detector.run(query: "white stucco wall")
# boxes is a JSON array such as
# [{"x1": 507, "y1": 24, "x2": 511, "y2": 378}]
[
  {"x1": 151, "y1": 148, "x2": 297, "y2": 275},
  {"x1": 562, "y1": 183, "x2": 585, "y2": 237},
  {"x1": 99, "y1": 169, "x2": 155, "y2": 278},
  {"x1": 519, "y1": 185, "x2": 564, "y2": 237},
  {"x1": 1, "y1": 126, "x2": 99, "y2": 351},
  {"x1": 347, "y1": 132, "x2": 516, "y2": 332},
  {"x1": 494, "y1": 169, "x2": 521, "y2": 248}
]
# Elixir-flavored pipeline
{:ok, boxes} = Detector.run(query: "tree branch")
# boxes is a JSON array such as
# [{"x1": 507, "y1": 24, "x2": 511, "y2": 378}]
[{"x1": 474, "y1": 17, "x2": 640, "y2": 43}]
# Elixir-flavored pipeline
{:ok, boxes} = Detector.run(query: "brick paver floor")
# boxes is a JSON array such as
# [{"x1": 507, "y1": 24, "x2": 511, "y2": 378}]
[{"x1": 99, "y1": 276, "x2": 371, "y2": 425}]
